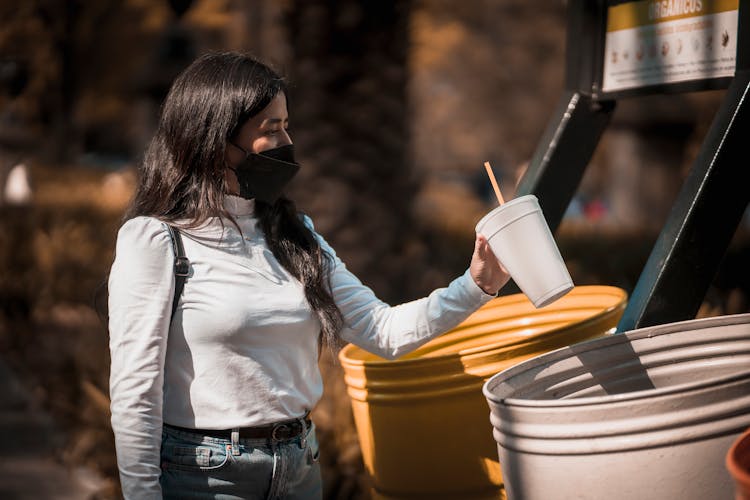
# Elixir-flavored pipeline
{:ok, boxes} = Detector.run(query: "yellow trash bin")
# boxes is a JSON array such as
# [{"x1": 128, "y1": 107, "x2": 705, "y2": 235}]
[{"x1": 339, "y1": 285, "x2": 628, "y2": 499}]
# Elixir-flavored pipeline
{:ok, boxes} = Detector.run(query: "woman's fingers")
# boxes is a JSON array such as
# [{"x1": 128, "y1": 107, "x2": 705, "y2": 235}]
[
  {"x1": 476, "y1": 234, "x2": 497, "y2": 264},
  {"x1": 473, "y1": 233, "x2": 510, "y2": 292}
]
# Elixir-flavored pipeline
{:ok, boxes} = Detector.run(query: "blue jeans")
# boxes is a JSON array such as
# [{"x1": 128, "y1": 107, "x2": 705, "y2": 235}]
[{"x1": 160, "y1": 423, "x2": 321, "y2": 499}]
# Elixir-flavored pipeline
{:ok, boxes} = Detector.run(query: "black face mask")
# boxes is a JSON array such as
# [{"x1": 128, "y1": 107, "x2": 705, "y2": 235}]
[{"x1": 228, "y1": 143, "x2": 300, "y2": 203}]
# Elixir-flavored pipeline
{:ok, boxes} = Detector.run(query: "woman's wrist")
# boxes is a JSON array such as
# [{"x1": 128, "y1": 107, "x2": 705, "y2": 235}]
[{"x1": 478, "y1": 284, "x2": 501, "y2": 297}]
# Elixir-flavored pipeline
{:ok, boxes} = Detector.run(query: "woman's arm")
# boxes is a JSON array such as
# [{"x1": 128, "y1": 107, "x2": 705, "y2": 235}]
[
  {"x1": 305, "y1": 216, "x2": 508, "y2": 359},
  {"x1": 108, "y1": 217, "x2": 174, "y2": 500}
]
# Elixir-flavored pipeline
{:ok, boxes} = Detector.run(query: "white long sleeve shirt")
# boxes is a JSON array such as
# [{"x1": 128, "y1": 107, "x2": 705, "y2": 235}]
[{"x1": 108, "y1": 195, "x2": 492, "y2": 499}]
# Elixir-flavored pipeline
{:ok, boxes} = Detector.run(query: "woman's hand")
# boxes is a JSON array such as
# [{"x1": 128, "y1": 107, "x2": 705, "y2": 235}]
[{"x1": 470, "y1": 234, "x2": 510, "y2": 296}]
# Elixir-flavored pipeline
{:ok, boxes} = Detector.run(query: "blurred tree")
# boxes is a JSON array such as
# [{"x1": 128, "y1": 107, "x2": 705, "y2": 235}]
[
  {"x1": 168, "y1": 0, "x2": 194, "y2": 19},
  {"x1": 37, "y1": 0, "x2": 82, "y2": 162},
  {"x1": 284, "y1": 0, "x2": 419, "y2": 305},
  {"x1": 0, "y1": 0, "x2": 165, "y2": 161},
  {"x1": 0, "y1": 58, "x2": 29, "y2": 98}
]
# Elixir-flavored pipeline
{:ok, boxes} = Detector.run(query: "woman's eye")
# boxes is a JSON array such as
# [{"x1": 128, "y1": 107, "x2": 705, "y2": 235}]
[{"x1": 261, "y1": 127, "x2": 290, "y2": 138}]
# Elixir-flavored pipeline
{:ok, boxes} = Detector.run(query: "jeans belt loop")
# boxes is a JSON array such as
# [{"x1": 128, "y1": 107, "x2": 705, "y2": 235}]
[
  {"x1": 231, "y1": 428, "x2": 241, "y2": 455},
  {"x1": 297, "y1": 416, "x2": 308, "y2": 449}
]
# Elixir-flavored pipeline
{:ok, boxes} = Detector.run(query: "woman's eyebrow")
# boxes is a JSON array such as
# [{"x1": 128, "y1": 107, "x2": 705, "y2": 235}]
[{"x1": 260, "y1": 118, "x2": 288, "y2": 127}]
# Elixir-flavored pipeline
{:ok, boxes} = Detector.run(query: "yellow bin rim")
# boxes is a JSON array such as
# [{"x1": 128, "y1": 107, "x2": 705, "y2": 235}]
[{"x1": 339, "y1": 285, "x2": 628, "y2": 370}]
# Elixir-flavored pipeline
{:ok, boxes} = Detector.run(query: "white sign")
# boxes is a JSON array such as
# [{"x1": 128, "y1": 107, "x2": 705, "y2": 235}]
[{"x1": 602, "y1": 0, "x2": 739, "y2": 93}]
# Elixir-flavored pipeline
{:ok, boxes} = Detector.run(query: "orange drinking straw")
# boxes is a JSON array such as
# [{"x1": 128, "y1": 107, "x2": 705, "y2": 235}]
[{"x1": 484, "y1": 161, "x2": 505, "y2": 205}]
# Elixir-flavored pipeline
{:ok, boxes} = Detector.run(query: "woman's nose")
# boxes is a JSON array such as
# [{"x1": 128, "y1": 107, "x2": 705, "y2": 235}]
[{"x1": 279, "y1": 129, "x2": 292, "y2": 146}]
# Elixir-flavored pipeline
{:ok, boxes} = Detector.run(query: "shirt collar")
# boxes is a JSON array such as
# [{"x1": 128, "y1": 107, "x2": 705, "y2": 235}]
[{"x1": 223, "y1": 195, "x2": 255, "y2": 216}]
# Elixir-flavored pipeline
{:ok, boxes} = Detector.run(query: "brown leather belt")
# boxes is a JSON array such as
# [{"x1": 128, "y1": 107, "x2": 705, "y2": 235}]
[{"x1": 165, "y1": 416, "x2": 311, "y2": 441}]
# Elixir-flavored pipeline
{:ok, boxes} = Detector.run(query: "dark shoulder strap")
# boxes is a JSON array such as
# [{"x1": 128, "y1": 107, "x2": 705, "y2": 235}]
[{"x1": 164, "y1": 224, "x2": 189, "y2": 320}]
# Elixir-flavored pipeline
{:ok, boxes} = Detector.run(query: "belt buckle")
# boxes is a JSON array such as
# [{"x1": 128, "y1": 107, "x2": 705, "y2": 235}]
[{"x1": 271, "y1": 423, "x2": 290, "y2": 441}]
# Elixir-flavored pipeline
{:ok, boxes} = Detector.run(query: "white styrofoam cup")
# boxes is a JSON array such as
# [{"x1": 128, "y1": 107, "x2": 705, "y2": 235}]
[{"x1": 475, "y1": 194, "x2": 573, "y2": 308}]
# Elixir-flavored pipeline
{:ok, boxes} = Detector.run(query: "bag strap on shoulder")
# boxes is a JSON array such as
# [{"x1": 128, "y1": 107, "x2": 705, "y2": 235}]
[{"x1": 164, "y1": 224, "x2": 189, "y2": 319}]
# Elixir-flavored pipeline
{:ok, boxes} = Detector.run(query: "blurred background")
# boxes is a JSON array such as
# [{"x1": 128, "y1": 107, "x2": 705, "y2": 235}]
[{"x1": 0, "y1": 0, "x2": 748, "y2": 498}]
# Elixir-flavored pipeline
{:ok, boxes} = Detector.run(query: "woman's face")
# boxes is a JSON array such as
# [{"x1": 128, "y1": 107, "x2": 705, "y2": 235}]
[{"x1": 225, "y1": 92, "x2": 291, "y2": 195}]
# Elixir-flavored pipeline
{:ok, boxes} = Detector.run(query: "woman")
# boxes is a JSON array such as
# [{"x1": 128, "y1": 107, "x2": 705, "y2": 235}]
[{"x1": 108, "y1": 51, "x2": 509, "y2": 500}]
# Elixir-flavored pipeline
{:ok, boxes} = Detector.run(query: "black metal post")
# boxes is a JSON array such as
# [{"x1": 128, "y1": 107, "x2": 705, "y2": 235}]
[
  {"x1": 516, "y1": 92, "x2": 614, "y2": 232},
  {"x1": 516, "y1": 0, "x2": 615, "y2": 232},
  {"x1": 617, "y1": 69, "x2": 750, "y2": 331},
  {"x1": 619, "y1": 1, "x2": 750, "y2": 331}
]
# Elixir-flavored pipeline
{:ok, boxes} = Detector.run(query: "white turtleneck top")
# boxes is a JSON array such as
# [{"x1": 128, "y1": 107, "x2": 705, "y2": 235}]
[{"x1": 108, "y1": 195, "x2": 492, "y2": 498}]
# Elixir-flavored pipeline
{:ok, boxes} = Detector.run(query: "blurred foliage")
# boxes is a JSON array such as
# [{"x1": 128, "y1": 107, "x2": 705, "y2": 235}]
[{"x1": 0, "y1": 163, "x2": 129, "y2": 498}]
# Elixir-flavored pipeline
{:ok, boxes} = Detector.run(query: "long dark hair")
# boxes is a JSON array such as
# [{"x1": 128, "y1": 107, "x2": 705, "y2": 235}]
[{"x1": 126, "y1": 51, "x2": 343, "y2": 348}]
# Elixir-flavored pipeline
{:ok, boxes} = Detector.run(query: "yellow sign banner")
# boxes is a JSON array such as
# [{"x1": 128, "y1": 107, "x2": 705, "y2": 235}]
[{"x1": 607, "y1": 0, "x2": 739, "y2": 32}]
